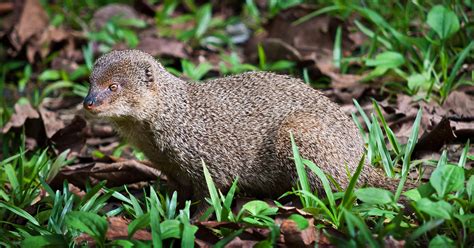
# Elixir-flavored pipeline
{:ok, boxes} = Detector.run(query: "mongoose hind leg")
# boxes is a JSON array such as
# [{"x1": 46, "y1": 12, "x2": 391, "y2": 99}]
[{"x1": 275, "y1": 111, "x2": 366, "y2": 194}]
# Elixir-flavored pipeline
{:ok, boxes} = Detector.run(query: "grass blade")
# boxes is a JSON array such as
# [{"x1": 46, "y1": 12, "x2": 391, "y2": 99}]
[
  {"x1": 371, "y1": 115, "x2": 394, "y2": 178},
  {"x1": 333, "y1": 26, "x2": 342, "y2": 69},
  {"x1": 458, "y1": 140, "x2": 470, "y2": 168},
  {"x1": 303, "y1": 159, "x2": 337, "y2": 215},
  {"x1": 342, "y1": 154, "x2": 366, "y2": 209},
  {"x1": 442, "y1": 41, "x2": 474, "y2": 102},
  {"x1": 290, "y1": 132, "x2": 312, "y2": 207},
  {"x1": 353, "y1": 99, "x2": 371, "y2": 129},
  {"x1": 372, "y1": 100, "x2": 401, "y2": 154},
  {"x1": 343, "y1": 209, "x2": 380, "y2": 248},
  {"x1": 0, "y1": 202, "x2": 40, "y2": 226},
  {"x1": 395, "y1": 109, "x2": 422, "y2": 201},
  {"x1": 202, "y1": 159, "x2": 222, "y2": 221}
]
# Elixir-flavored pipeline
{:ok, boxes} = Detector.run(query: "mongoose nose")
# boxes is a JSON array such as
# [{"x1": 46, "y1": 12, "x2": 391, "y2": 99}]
[{"x1": 84, "y1": 99, "x2": 94, "y2": 110}]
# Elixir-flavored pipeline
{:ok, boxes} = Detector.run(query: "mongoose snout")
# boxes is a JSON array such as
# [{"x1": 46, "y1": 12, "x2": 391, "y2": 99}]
[{"x1": 85, "y1": 49, "x2": 402, "y2": 210}]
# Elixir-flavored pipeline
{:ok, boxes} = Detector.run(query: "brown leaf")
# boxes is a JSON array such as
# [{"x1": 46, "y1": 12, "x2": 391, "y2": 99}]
[
  {"x1": 413, "y1": 118, "x2": 456, "y2": 158},
  {"x1": 261, "y1": 38, "x2": 302, "y2": 62},
  {"x1": 224, "y1": 236, "x2": 258, "y2": 248},
  {"x1": 0, "y1": 2, "x2": 13, "y2": 15},
  {"x1": 316, "y1": 61, "x2": 365, "y2": 88},
  {"x1": 280, "y1": 218, "x2": 317, "y2": 247},
  {"x1": 443, "y1": 91, "x2": 474, "y2": 117},
  {"x1": 75, "y1": 216, "x2": 152, "y2": 245},
  {"x1": 106, "y1": 216, "x2": 151, "y2": 240},
  {"x1": 2, "y1": 100, "x2": 40, "y2": 133},
  {"x1": 54, "y1": 159, "x2": 162, "y2": 188},
  {"x1": 9, "y1": 0, "x2": 48, "y2": 51},
  {"x1": 50, "y1": 115, "x2": 87, "y2": 156},
  {"x1": 267, "y1": 7, "x2": 334, "y2": 56},
  {"x1": 92, "y1": 4, "x2": 139, "y2": 30},
  {"x1": 137, "y1": 36, "x2": 188, "y2": 59},
  {"x1": 68, "y1": 183, "x2": 86, "y2": 198},
  {"x1": 38, "y1": 103, "x2": 65, "y2": 138},
  {"x1": 26, "y1": 26, "x2": 70, "y2": 62},
  {"x1": 277, "y1": 206, "x2": 314, "y2": 218},
  {"x1": 265, "y1": 6, "x2": 353, "y2": 61}
]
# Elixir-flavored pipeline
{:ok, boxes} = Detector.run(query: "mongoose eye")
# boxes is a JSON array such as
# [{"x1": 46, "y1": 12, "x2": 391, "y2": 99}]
[{"x1": 108, "y1": 83, "x2": 118, "y2": 92}]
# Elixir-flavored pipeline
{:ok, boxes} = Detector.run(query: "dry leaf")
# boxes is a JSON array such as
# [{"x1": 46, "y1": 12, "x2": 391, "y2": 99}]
[
  {"x1": 2, "y1": 100, "x2": 40, "y2": 133},
  {"x1": 92, "y1": 3, "x2": 139, "y2": 30},
  {"x1": 9, "y1": 0, "x2": 48, "y2": 51},
  {"x1": 55, "y1": 159, "x2": 162, "y2": 188},
  {"x1": 50, "y1": 115, "x2": 87, "y2": 156},
  {"x1": 137, "y1": 36, "x2": 188, "y2": 59}
]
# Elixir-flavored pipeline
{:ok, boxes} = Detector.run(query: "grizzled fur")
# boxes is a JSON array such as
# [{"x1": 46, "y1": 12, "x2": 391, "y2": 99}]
[{"x1": 86, "y1": 50, "x2": 400, "y2": 203}]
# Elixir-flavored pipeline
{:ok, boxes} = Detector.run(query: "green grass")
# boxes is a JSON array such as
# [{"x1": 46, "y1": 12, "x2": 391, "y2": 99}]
[{"x1": 302, "y1": 1, "x2": 474, "y2": 103}]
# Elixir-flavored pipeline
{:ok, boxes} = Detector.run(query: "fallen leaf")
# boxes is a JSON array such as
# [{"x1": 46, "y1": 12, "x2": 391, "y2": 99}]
[
  {"x1": 75, "y1": 216, "x2": 152, "y2": 245},
  {"x1": 54, "y1": 159, "x2": 162, "y2": 188},
  {"x1": 106, "y1": 216, "x2": 152, "y2": 240},
  {"x1": 0, "y1": 2, "x2": 13, "y2": 15},
  {"x1": 261, "y1": 38, "x2": 302, "y2": 62},
  {"x1": 137, "y1": 36, "x2": 188, "y2": 59},
  {"x1": 50, "y1": 115, "x2": 87, "y2": 156},
  {"x1": 8, "y1": 0, "x2": 48, "y2": 51},
  {"x1": 26, "y1": 26, "x2": 70, "y2": 62},
  {"x1": 92, "y1": 3, "x2": 140, "y2": 30},
  {"x1": 280, "y1": 218, "x2": 317, "y2": 247},
  {"x1": 267, "y1": 7, "x2": 341, "y2": 57},
  {"x1": 224, "y1": 236, "x2": 258, "y2": 248},
  {"x1": 38, "y1": 103, "x2": 65, "y2": 138},
  {"x1": 2, "y1": 100, "x2": 40, "y2": 133},
  {"x1": 413, "y1": 118, "x2": 456, "y2": 158}
]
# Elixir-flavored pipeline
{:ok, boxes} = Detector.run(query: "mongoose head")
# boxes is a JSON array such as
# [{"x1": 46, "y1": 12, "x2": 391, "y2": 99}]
[{"x1": 84, "y1": 50, "x2": 165, "y2": 118}]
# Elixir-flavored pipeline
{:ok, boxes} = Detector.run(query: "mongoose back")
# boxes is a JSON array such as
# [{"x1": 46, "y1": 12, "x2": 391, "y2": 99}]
[{"x1": 84, "y1": 50, "x2": 399, "y2": 205}]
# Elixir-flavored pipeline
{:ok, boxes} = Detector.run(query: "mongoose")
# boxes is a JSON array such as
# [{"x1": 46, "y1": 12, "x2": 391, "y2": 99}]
[{"x1": 84, "y1": 50, "x2": 402, "y2": 207}]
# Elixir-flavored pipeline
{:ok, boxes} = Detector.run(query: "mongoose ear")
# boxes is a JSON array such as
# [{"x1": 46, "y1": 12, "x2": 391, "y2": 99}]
[
  {"x1": 144, "y1": 65, "x2": 154, "y2": 87},
  {"x1": 136, "y1": 60, "x2": 154, "y2": 87}
]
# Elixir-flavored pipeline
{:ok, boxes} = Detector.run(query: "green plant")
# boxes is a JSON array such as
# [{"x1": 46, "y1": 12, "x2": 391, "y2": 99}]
[
  {"x1": 297, "y1": 3, "x2": 474, "y2": 103},
  {"x1": 236, "y1": 200, "x2": 278, "y2": 227},
  {"x1": 87, "y1": 15, "x2": 146, "y2": 52},
  {"x1": 300, "y1": 99, "x2": 472, "y2": 246},
  {"x1": 287, "y1": 130, "x2": 366, "y2": 228},
  {"x1": 37, "y1": 66, "x2": 90, "y2": 104},
  {"x1": 243, "y1": 0, "x2": 303, "y2": 28},
  {"x1": 219, "y1": 52, "x2": 258, "y2": 75},
  {"x1": 156, "y1": 2, "x2": 235, "y2": 48},
  {"x1": 0, "y1": 149, "x2": 68, "y2": 212},
  {"x1": 202, "y1": 161, "x2": 281, "y2": 246},
  {"x1": 0, "y1": 146, "x2": 125, "y2": 246},
  {"x1": 201, "y1": 160, "x2": 239, "y2": 222},
  {"x1": 257, "y1": 44, "x2": 296, "y2": 72},
  {"x1": 168, "y1": 59, "x2": 213, "y2": 81},
  {"x1": 111, "y1": 186, "x2": 198, "y2": 246},
  {"x1": 352, "y1": 99, "x2": 422, "y2": 182}
]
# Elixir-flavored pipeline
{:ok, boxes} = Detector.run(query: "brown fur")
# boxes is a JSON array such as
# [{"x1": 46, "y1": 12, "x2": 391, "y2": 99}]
[{"x1": 86, "y1": 50, "x2": 402, "y2": 204}]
